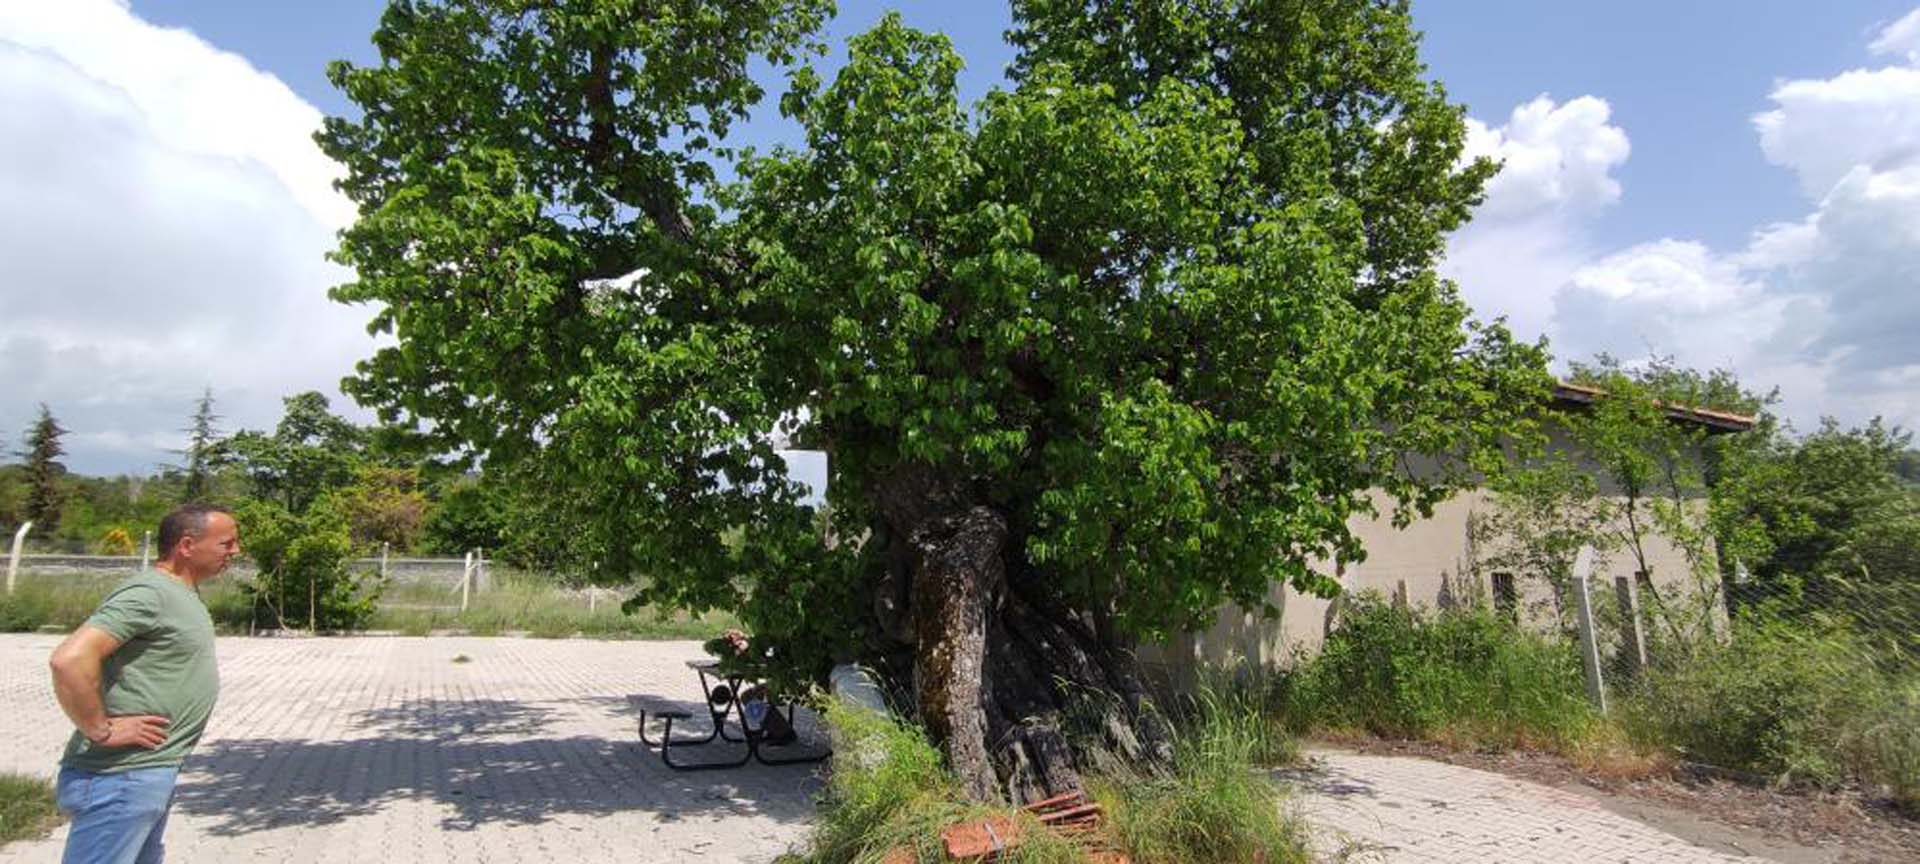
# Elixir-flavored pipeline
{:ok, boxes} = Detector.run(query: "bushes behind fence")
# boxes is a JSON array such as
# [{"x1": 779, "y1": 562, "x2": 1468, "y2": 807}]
[
  {"x1": 1621, "y1": 609, "x2": 1920, "y2": 811},
  {"x1": 1276, "y1": 593, "x2": 1598, "y2": 751}
]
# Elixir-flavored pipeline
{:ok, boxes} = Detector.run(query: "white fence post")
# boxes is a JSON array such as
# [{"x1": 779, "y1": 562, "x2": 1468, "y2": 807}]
[
  {"x1": 587, "y1": 587, "x2": 598, "y2": 613},
  {"x1": 461, "y1": 551, "x2": 473, "y2": 612},
  {"x1": 1571, "y1": 545, "x2": 1608, "y2": 714},
  {"x1": 6, "y1": 521, "x2": 32, "y2": 595},
  {"x1": 140, "y1": 531, "x2": 152, "y2": 572},
  {"x1": 380, "y1": 543, "x2": 390, "y2": 580}
]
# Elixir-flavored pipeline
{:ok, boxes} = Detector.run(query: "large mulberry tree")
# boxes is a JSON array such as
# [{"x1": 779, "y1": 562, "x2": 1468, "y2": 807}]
[{"x1": 322, "y1": 0, "x2": 1549, "y2": 801}]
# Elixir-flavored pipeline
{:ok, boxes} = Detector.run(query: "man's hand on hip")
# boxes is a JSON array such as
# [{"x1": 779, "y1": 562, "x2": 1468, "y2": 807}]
[{"x1": 89, "y1": 715, "x2": 170, "y2": 749}]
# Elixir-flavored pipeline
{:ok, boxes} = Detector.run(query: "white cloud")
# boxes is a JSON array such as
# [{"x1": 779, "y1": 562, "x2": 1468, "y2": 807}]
[
  {"x1": 1464, "y1": 95, "x2": 1630, "y2": 222},
  {"x1": 1753, "y1": 65, "x2": 1920, "y2": 198},
  {"x1": 1520, "y1": 9, "x2": 1920, "y2": 434},
  {"x1": 1444, "y1": 95, "x2": 1631, "y2": 340},
  {"x1": 0, "y1": 0, "x2": 374, "y2": 473},
  {"x1": 1870, "y1": 7, "x2": 1920, "y2": 64}
]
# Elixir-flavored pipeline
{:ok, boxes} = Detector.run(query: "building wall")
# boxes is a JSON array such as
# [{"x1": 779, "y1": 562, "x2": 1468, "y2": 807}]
[{"x1": 1142, "y1": 426, "x2": 1727, "y2": 679}]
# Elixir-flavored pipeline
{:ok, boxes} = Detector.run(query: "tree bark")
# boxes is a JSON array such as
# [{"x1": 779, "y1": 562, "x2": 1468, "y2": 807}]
[
  {"x1": 908, "y1": 507, "x2": 1007, "y2": 801},
  {"x1": 879, "y1": 468, "x2": 1176, "y2": 804}
]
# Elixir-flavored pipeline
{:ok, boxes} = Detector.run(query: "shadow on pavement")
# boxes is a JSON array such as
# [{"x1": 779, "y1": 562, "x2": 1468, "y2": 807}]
[{"x1": 172, "y1": 694, "x2": 825, "y2": 836}]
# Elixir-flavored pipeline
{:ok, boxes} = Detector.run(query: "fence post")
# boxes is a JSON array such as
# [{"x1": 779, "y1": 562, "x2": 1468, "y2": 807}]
[
  {"x1": 380, "y1": 543, "x2": 389, "y2": 580},
  {"x1": 1614, "y1": 575, "x2": 1649, "y2": 673},
  {"x1": 6, "y1": 521, "x2": 31, "y2": 595},
  {"x1": 461, "y1": 551, "x2": 473, "y2": 612},
  {"x1": 588, "y1": 586, "x2": 597, "y2": 613},
  {"x1": 140, "y1": 531, "x2": 152, "y2": 572},
  {"x1": 1571, "y1": 545, "x2": 1608, "y2": 714},
  {"x1": 1392, "y1": 579, "x2": 1410, "y2": 610}
]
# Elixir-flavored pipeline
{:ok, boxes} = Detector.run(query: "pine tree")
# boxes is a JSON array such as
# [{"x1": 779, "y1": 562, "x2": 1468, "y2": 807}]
[
  {"x1": 178, "y1": 388, "x2": 225, "y2": 502},
  {"x1": 19, "y1": 404, "x2": 68, "y2": 534}
]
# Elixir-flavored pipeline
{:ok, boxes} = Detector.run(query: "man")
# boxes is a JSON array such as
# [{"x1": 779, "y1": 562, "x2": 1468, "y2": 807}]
[{"x1": 47, "y1": 504, "x2": 239, "y2": 864}]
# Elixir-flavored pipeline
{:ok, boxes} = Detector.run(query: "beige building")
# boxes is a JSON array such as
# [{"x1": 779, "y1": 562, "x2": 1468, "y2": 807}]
[{"x1": 1153, "y1": 383, "x2": 1755, "y2": 674}]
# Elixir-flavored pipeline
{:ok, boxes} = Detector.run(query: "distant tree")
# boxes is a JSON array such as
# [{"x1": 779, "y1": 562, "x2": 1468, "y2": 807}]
[
  {"x1": 329, "y1": 465, "x2": 429, "y2": 552},
  {"x1": 176, "y1": 388, "x2": 228, "y2": 503},
  {"x1": 229, "y1": 392, "x2": 365, "y2": 513},
  {"x1": 18, "y1": 404, "x2": 69, "y2": 535}
]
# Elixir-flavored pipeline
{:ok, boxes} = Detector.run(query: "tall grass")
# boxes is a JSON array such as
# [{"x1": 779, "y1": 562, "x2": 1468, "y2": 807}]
[
  {"x1": 0, "y1": 573, "x2": 252, "y2": 634},
  {"x1": 1621, "y1": 611, "x2": 1920, "y2": 811},
  {"x1": 1277, "y1": 594, "x2": 1598, "y2": 752},
  {"x1": 797, "y1": 686, "x2": 1309, "y2": 864},
  {"x1": 798, "y1": 701, "x2": 1082, "y2": 864},
  {"x1": 0, "y1": 570, "x2": 728, "y2": 639},
  {"x1": 0, "y1": 772, "x2": 60, "y2": 849},
  {"x1": 1098, "y1": 676, "x2": 1311, "y2": 864},
  {"x1": 365, "y1": 572, "x2": 732, "y2": 638}
]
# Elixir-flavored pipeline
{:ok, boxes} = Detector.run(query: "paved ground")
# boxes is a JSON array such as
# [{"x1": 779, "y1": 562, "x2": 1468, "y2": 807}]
[
  {"x1": 3, "y1": 633, "x2": 1821, "y2": 863},
  {"x1": 0, "y1": 635, "x2": 822, "y2": 863},
  {"x1": 1286, "y1": 748, "x2": 1785, "y2": 863}
]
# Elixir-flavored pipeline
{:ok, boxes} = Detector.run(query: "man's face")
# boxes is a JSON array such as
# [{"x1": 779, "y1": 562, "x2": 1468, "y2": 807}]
[{"x1": 181, "y1": 513, "x2": 242, "y2": 579}]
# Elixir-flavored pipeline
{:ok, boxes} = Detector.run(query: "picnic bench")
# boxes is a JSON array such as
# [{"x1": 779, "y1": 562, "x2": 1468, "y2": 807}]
[{"x1": 635, "y1": 659, "x2": 831, "y2": 771}]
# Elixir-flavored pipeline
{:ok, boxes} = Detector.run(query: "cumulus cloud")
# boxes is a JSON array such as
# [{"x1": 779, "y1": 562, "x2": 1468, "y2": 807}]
[
  {"x1": 0, "y1": 0, "x2": 374, "y2": 473},
  {"x1": 1530, "y1": 8, "x2": 1920, "y2": 434},
  {"x1": 1443, "y1": 95, "x2": 1631, "y2": 341},
  {"x1": 1871, "y1": 7, "x2": 1920, "y2": 64}
]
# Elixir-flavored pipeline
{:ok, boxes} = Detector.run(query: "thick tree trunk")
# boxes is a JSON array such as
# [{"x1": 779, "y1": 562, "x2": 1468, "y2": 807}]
[
  {"x1": 908, "y1": 507, "x2": 1007, "y2": 801},
  {"x1": 877, "y1": 469, "x2": 1176, "y2": 804}
]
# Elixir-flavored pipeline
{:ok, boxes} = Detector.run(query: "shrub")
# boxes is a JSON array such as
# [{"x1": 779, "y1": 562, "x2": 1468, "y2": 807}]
[
  {"x1": 1623, "y1": 610, "x2": 1920, "y2": 800},
  {"x1": 235, "y1": 500, "x2": 381, "y2": 632},
  {"x1": 1277, "y1": 594, "x2": 1597, "y2": 750}
]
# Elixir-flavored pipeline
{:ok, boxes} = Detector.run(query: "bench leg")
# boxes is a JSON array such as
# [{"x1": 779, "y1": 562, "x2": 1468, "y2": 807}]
[
  {"x1": 637, "y1": 709, "x2": 721, "y2": 747},
  {"x1": 659, "y1": 717, "x2": 753, "y2": 771}
]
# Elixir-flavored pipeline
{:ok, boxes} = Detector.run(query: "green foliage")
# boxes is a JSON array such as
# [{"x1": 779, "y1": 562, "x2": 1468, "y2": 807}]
[
  {"x1": 1278, "y1": 595, "x2": 1597, "y2": 750},
  {"x1": 420, "y1": 477, "x2": 504, "y2": 556},
  {"x1": 236, "y1": 499, "x2": 381, "y2": 631},
  {"x1": 229, "y1": 392, "x2": 366, "y2": 514},
  {"x1": 17, "y1": 404, "x2": 68, "y2": 535},
  {"x1": 1623, "y1": 610, "x2": 1919, "y2": 803},
  {"x1": 1714, "y1": 417, "x2": 1920, "y2": 652},
  {"x1": 176, "y1": 389, "x2": 227, "y2": 504},
  {"x1": 333, "y1": 466, "x2": 430, "y2": 552},
  {"x1": 320, "y1": 0, "x2": 1551, "y2": 688},
  {"x1": 0, "y1": 772, "x2": 61, "y2": 849}
]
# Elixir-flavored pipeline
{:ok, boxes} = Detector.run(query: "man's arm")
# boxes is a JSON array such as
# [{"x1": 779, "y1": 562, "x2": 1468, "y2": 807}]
[{"x1": 48, "y1": 625, "x2": 169, "y2": 749}]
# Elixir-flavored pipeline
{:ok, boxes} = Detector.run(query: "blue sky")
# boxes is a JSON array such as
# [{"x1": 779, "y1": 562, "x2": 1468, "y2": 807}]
[
  {"x1": 126, "y1": 0, "x2": 1912, "y2": 257},
  {"x1": 6, "y1": 1, "x2": 1920, "y2": 474}
]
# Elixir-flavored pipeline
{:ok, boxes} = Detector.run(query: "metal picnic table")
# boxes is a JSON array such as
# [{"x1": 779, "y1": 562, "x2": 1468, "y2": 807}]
[{"x1": 635, "y1": 659, "x2": 832, "y2": 771}]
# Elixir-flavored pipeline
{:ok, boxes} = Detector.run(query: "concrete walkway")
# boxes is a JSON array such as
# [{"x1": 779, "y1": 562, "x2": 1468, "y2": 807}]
[
  {"x1": 0, "y1": 635, "x2": 821, "y2": 863},
  {"x1": 1287, "y1": 748, "x2": 1791, "y2": 863}
]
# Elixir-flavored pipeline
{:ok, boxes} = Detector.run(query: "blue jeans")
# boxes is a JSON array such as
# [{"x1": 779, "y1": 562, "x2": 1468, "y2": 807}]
[{"x1": 55, "y1": 765, "x2": 180, "y2": 864}]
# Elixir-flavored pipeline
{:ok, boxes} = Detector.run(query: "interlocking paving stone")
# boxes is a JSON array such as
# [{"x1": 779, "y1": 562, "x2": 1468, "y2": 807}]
[
  {"x1": 0, "y1": 635, "x2": 821, "y2": 863},
  {"x1": 1287, "y1": 748, "x2": 1756, "y2": 863}
]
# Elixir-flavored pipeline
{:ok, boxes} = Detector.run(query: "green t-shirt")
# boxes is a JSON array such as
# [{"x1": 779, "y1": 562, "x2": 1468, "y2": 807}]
[{"x1": 60, "y1": 570, "x2": 220, "y2": 773}]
